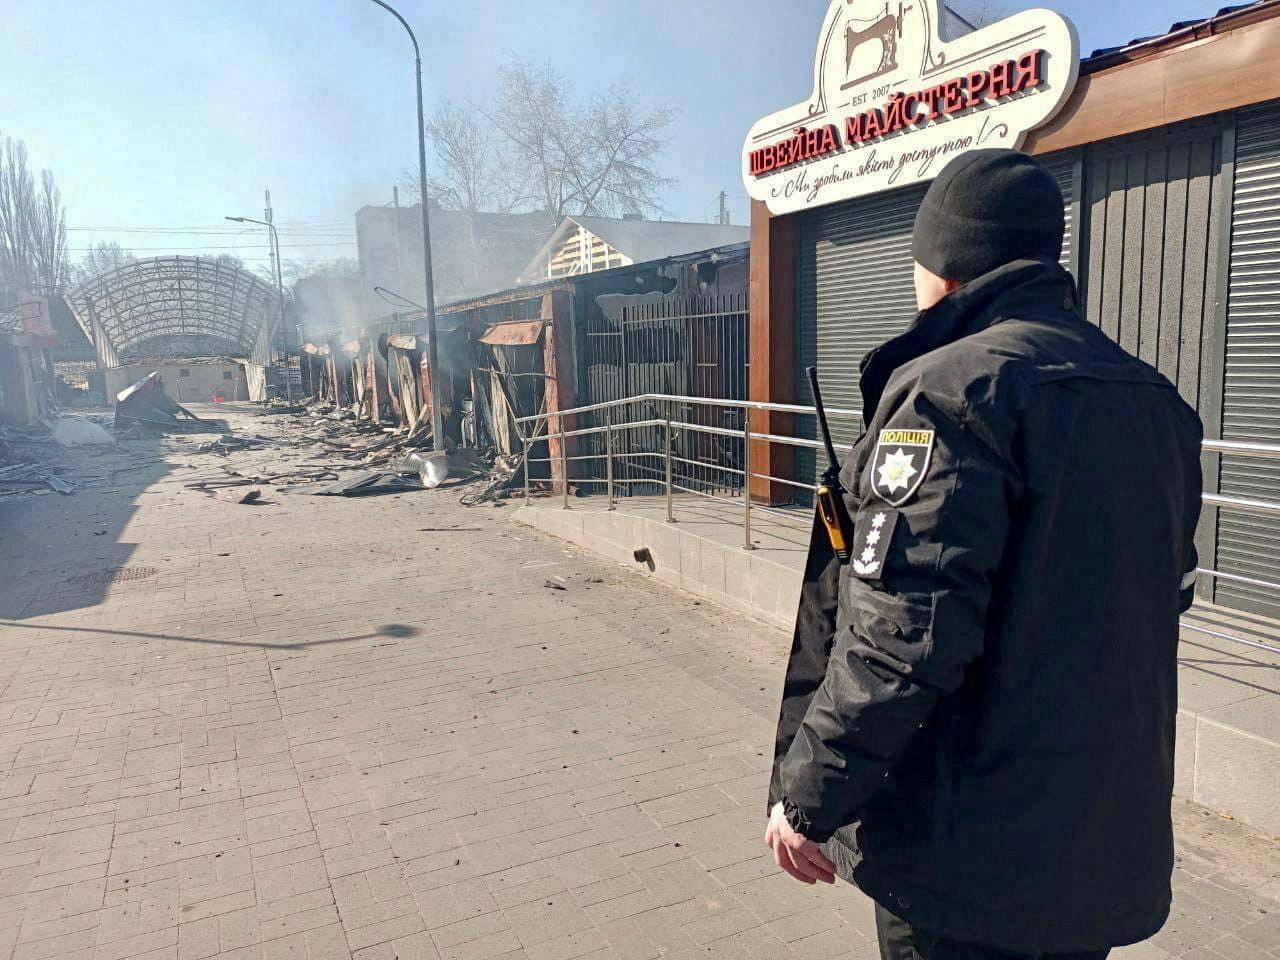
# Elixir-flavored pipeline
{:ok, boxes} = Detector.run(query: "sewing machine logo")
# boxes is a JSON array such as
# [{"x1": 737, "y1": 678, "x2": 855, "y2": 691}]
[
  {"x1": 742, "y1": 0, "x2": 1079, "y2": 215},
  {"x1": 844, "y1": 2, "x2": 911, "y2": 88}
]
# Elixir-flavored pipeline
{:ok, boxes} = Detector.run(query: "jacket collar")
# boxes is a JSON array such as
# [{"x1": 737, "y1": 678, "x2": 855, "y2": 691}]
[{"x1": 858, "y1": 259, "x2": 1078, "y2": 418}]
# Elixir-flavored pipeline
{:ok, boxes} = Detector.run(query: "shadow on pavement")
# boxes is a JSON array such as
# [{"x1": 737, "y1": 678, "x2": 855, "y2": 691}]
[
  {"x1": 0, "y1": 405, "x2": 232, "y2": 620},
  {"x1": 0, "y1": 620, "x2": 421, "y2": 650}
]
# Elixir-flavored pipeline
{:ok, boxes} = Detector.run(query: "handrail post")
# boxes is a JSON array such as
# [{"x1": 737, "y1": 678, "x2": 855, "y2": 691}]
[
  {"x1": 560, "y1": 413, "x2": 569, "y2": 510},
  {"x1": 523, "y1": 432, "x2": 530, "y2": 505},
  {"x1": 743, "y1": 408, "x2": 754, "y2": 551},
  {"x1": 605, "y1": 408, "x2": 615, "y2": 511},
  {"x1": 665, "y1": 416, "x2": 675, "y2": 523}
]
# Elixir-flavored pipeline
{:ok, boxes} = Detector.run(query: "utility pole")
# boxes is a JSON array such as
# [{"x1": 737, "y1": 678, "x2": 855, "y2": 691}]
[
  {"x1": 718, "y1": 191, "x2": 730, "y2": 226},
  {"x1": 265, "y1": 189, "x2": 277, "y2": 294},
  {"x1": 226, "y1": 208, "x2": 291, "y2": 402}
]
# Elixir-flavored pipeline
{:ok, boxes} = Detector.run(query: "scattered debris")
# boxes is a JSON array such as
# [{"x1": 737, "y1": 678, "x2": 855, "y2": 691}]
[
  {"x1": 314, "y1": 471, "x2": 424, "y2": 497},
  {"x1": 459, "y1": 453, "x2": 523, "y2": 507},
  {"x1": 195, "y1": 435, "x2": 274, "y2": 456},
  {"x1": 543, "y1": 580, "x2": 567, "y2": 591},
  {"x1": 43, "y1": 474, "x2": 75, "y2": 495},
  {"x1": 633, "y1": 548, "x2": 653, "y2": 564},
  {"x1": 185, "y1": 477, "x2": 259, "y2": 491},
  {"x1": 0, "y1": 461, "x2": 79, "y2": 496}
]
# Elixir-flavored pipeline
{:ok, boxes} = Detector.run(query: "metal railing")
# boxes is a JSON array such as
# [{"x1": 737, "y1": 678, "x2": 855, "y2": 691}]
[{"x1": 517, "y1": 394, "x2": 1280, "y2": 657}]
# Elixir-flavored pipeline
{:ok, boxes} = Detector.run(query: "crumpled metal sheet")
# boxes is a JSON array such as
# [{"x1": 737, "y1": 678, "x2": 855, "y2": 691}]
[
  {"x1": 312, "y1": 470, "x2": 424, "y2": 497},
  {"x1": 477, "y1": 320, "x2": 546, "y2": 346}
]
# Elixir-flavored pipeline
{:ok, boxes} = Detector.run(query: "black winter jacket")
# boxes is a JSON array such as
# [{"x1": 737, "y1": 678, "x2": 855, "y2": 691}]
[{"x1": 770, "y1": 259, "x2": 1203, "y2": 953}]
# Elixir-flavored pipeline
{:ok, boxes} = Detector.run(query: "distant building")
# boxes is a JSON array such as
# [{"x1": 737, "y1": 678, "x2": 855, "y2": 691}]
[{"x1": 517, "y1": 216, "x2": 749, "y2": 284}]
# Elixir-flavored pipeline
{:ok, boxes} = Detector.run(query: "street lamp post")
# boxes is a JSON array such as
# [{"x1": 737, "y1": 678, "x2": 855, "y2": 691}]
[
  {"x1": 226, "y1": 215, "x2": 291, "y2": 402},
  {"x1": 367, "y1": 0, "x2": 444, "y2": 446}
]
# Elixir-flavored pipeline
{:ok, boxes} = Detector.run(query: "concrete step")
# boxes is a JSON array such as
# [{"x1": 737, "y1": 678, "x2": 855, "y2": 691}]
[{"x1": 514, "y1": 494, "x2": 1280, "y2": 838}]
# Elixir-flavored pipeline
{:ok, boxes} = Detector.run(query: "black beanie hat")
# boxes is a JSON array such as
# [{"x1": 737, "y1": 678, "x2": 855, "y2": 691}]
[{"x1": 912, "y1": 148, "x2": 1064, "y2": 284}]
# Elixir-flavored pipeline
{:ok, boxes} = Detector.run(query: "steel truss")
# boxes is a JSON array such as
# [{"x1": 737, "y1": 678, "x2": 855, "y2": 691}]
[{"x1": 65, "y1": 256, "x2": 281, "y2": 366}]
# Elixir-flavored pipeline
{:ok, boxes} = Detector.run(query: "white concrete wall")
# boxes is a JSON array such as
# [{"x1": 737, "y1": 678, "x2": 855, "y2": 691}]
[{"x1": 105, "y1": 361, "x2": 249, "y2": 403}]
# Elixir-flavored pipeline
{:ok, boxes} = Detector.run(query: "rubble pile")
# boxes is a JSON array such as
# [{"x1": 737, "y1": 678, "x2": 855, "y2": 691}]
[
  {"x1": 175, "y1": 402, "x2": 466, "y2": 502},
  {"x1": 2, "y1": 384, "x2": 530, "y2": 507},
  {"x1": 221, "y1": 403, "x2": 532, "y2": 504},
  {"x1": 0, "y1": 423, "x2": 78, "y2": 496},
  {"x1": 0, "y1": 418, "x2": 157, "y2": 500}
]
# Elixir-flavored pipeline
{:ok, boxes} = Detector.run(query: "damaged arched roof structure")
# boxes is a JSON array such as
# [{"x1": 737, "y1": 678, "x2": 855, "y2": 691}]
[{"x1": 66, "y1": 256, "x2": 281, "y2": 367}]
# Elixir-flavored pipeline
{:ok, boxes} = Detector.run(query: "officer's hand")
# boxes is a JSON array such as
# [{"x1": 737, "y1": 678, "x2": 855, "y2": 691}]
[{"x1": 764, "y1": 802, "x2": 836, "y2": 885}]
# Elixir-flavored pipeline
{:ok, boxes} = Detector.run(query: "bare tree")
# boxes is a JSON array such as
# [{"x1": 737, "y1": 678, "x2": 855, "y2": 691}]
[
  {"x1": 73, "y1": 241, "x2": 135, "y2": 284},
  {"x1": 564, "y1": 83, "x2": 678, "y2": 218},
  {"x1": 0, "y1": 135, "x2": 69, "y2": 302},
  {"x1": 0, "y1": 137, "x2": 35, "y2": 300},
  {"x1": 489, "y1": 59, "x2": 573, "y2": 216},
  {"x1": 489, "y1": 58, "x2": 677, "y2": 219},
  {"x1": 30, "y1": 170, "x2": 68, "y2": 295}
]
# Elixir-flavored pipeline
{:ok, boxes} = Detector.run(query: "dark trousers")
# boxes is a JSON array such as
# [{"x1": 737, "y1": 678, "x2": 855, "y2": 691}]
[{"x1": 876, "y1": 903, "x2": 1111, "y2": 960}]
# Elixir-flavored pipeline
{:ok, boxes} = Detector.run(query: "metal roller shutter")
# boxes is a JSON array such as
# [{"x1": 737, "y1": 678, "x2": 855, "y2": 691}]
[
  {"x1": 795, "y1": 182, "x2": 927, "y2": 490},
  {"x1": 1077, "y1": 125, "x2": 1225, "y2": 410},
  {"x1": 1216, "y1": 102, "x2": 1280, "y2": 617},
  {"x1": 793, "y1": 152, "x2": 1077, "y2": 496},
  {"x1": 1045, "y1": 153, "x2": 1077, "y2": 274}
]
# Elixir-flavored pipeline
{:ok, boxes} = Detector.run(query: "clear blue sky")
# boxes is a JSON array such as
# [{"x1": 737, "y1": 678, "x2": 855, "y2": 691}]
[{"x1": 3, "y1": 0, "x2": 1224, "y2": 273}]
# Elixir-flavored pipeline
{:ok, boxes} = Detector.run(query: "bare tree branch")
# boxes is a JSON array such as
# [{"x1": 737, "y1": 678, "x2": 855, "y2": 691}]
[
  {"x1": 485, "y1": 59, "x2": 678, "y2": 219},
  {"x1": 419, "y1": 103, "x2": 524, "y2": 215},
  {"x1": 73, "y1": 242, "x2": 135, "y2": 285},
  {"x1": 397, "y1": 60, "x2": 677, "y2": 223}
]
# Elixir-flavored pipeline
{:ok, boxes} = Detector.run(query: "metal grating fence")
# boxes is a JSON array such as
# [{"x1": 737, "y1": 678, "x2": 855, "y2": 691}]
[{"x1": 579, "y1": 293, "x2": 749, "y2": 498}]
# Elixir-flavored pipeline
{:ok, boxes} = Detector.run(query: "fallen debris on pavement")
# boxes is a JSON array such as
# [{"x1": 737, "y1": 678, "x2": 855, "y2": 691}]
[
  {"x1": 0, "y1": 461, "x2": 77, "y2": 496},
  {"x1": 195, "y1": 434, "x2": 275, "y2": 456},
  {"x1": 114, "y1": 372, "x2": 207, "y2": 431},
  {"x1": 313, "y1": 470, "x2": 424, "y2": 497}
]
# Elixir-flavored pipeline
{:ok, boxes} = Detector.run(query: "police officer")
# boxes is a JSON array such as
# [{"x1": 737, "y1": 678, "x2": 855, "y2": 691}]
[{"x1": 763, "y1": 149, "x2": 1204, "y2": 959}]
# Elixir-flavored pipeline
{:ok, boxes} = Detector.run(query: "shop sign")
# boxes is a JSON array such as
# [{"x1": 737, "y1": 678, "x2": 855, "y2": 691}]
[{"x1": 742, "y1": 1, "x2": 1079, "y2": 214}]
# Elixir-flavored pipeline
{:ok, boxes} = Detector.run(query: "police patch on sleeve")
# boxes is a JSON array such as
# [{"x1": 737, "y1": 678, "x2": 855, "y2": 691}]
[
  {"x1": 870, "y1": 428, "x2": 934, "y2": 506},
  {"x1": 850, "y1": 508, "x2": 899, "y2": 580}
]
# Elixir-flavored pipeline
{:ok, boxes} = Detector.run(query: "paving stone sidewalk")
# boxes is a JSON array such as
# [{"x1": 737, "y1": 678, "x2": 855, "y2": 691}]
[{"x1": 0, "y1": 406, "x2": 1276, "y2": 960}]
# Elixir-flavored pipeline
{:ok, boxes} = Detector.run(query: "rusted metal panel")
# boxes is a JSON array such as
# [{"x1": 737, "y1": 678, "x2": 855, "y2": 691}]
[{"x1": 478, "y1": 320, "x2": 546, "y2": 346}]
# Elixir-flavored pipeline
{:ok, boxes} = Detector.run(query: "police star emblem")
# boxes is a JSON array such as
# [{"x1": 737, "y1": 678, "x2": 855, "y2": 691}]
[{"x1": 870, "y1": 428, "x2": 934, "y2": 507}]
